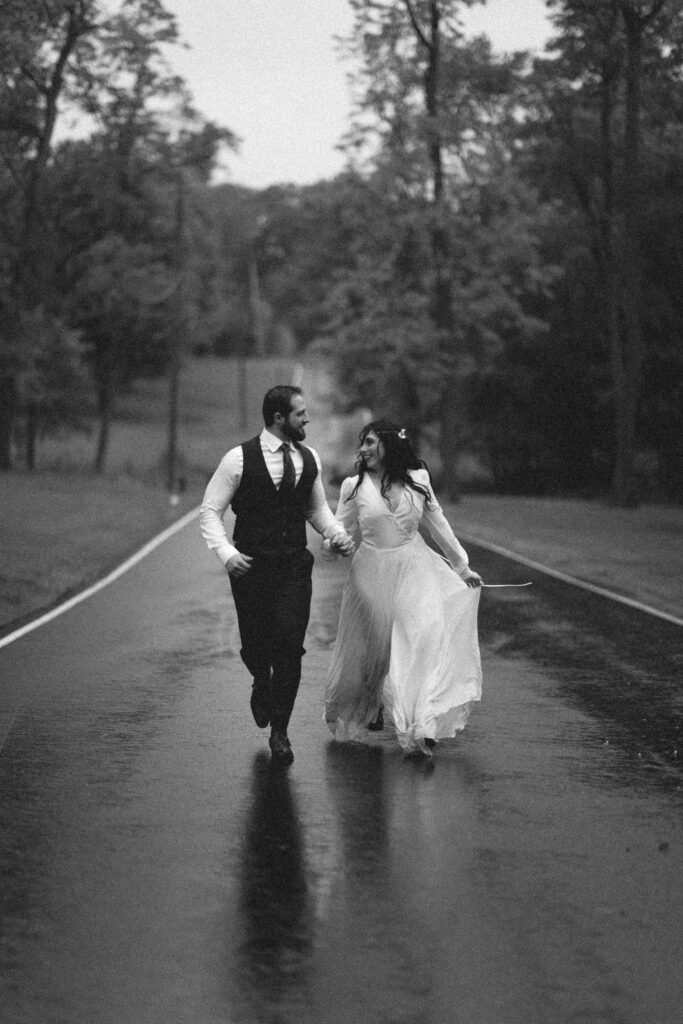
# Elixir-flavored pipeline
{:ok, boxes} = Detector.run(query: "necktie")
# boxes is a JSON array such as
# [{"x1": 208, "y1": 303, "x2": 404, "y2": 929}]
[{"x1": 280, "y1": 442, "x2": 296, "y2": 496}]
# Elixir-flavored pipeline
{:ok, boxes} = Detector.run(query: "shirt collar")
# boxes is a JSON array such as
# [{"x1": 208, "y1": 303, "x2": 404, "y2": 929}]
[{"x1": 261, "y1": 428, "x2": 291, "y2": 452}]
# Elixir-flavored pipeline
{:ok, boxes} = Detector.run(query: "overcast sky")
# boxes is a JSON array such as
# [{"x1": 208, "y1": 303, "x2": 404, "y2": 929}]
[{"x1": 166, "y1": 0, "x2": 551, "y2": 189}]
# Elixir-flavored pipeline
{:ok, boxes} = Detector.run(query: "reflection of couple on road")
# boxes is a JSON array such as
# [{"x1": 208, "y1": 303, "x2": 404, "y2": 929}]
[
  {"x1": 200, "y1": 385, "x2": 482, "y2": 763},
  {"x1": 233, "y1": 744, "x2": 391, "y2": 1022}
]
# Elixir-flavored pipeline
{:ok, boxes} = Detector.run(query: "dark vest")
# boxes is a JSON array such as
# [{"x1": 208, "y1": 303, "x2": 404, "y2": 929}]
[{"x1": 231, "y1": 435, "x2": 318, "y2": 557}]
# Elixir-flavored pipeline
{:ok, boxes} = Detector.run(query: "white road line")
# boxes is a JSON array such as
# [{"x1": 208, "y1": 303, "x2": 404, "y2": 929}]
[
  {"x1": 461, "y1": 533, "x2": 683, "y2": 628},
  {"x1": 0, "y1": 506, "x2": 201, "y2": 651},
  {"x1": 1, "y1": 513, "x2": 680, "y2": 653}
]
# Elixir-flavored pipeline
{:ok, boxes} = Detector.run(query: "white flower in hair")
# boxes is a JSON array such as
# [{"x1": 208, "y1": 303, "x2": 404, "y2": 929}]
[{"x1": 397, "y1": 428, "x2": 407, "y2": 439}]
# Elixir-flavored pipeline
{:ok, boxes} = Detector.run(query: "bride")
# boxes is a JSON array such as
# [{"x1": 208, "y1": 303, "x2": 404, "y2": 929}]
[{"x1": 323, "y1": 420, "x2": 483, "y2": 756}]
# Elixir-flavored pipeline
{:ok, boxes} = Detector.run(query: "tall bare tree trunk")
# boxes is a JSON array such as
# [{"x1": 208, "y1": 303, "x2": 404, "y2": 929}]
[
  {"x1": 26, "y1": 405, "x2": 38, "y2": 470},
  {"x1": 581, "y1": 2, "x2": 646, "y2": 505},
  {"x1": 0, "y1": 372, "x2": 16, "y2": 470},
  {"x1": 94, "y1": 386, "x2": 112, "y2": 475},
  {"x1": 94, "y1": 341, "x2": 116, "y2": 474},
  {"x1": 610, "y1": 1, "x2": 647, "y2": 505},
  {"x1": 167, "y1": 172, "x2": 186, "y2": 493},
  {"x1": 595, "y1": 44, "x2": 635, "y2": 505},
  {"x1": 405, "y1": 0, "x2": 462, "y2": 498}
]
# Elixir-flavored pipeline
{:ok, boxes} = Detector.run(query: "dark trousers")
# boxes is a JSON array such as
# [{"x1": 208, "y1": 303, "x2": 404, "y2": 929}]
[{"x1": 229, "y1": 549, "x2": 313, "y2": 731}]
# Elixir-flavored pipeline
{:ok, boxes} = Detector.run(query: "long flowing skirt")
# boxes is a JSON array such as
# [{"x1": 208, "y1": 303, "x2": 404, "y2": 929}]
[{"x1": 324, "y1": 534, "x2": 482, "y2": 754}]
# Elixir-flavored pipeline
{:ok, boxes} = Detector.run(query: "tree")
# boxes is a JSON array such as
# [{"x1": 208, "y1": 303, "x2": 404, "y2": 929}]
[
  {"x1": 15, "y1": 308, "x2": 90, "y2": 470},
  {"x1": 334, "y1": 0, "x2": 550, "y2": 493},
  {"x1": 1, "y1": 0, "x2": 237, "y2": 471},
  {"x1": 0, "y1": 0, "x2": 99, "y2": 468},
  {"x1": 68, "y1": 233, "x2": 170, "y2": 471},
  {"x1": 532, "y1": 0, "x2": 683, "y2": 503}
]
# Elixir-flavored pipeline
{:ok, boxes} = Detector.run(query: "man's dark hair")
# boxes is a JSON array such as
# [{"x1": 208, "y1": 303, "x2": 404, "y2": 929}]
[{"x1": 262, "y1": 385, "x2": 302, "y2": 426}]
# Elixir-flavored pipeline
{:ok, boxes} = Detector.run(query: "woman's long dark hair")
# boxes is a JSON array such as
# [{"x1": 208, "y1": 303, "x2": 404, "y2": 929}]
[{"x1": 348, "y1": 419, "x2": 432, "y2": 505}]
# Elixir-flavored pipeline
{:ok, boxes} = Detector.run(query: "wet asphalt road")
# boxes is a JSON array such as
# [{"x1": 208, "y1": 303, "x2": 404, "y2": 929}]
[{"x1": 1, "y1": 521, "x2": 681, "y2": 1024}]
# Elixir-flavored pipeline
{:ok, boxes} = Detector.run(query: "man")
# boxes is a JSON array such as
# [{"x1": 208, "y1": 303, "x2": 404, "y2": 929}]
[{"x1": 199, "y1": 385, "x2": 354, "y2": 765}]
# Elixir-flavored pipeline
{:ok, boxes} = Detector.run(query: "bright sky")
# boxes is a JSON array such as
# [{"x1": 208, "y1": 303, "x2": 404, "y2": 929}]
[{"x1": 166, "y1": 0, "x2": 551, "y2": 190}]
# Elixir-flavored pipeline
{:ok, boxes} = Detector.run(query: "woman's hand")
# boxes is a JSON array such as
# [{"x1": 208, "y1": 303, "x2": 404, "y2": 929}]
[
  {"x1": 225, "y1": 552, "x2": 253, "y2": 577},
  {"x1": 461, "y1": 569, "x2": 483, "y2": 588},
  {"x1": 328, "y1": 530, "x2": 355, "y2": 556}
]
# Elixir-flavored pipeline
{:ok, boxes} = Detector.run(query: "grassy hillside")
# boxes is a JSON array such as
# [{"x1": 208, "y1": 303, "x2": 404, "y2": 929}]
[{"x1": 35, "y1": 356, "x2": 303, "y2": 483}]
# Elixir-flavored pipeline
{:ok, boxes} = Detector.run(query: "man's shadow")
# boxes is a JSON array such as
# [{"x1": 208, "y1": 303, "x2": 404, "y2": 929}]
[{"x1": 234, "y1": 751, "x2": 313, "y2": 1016}]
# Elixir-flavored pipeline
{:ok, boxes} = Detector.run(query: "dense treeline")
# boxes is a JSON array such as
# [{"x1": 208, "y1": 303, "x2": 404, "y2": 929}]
[
  {"x1": 1, "y1": 1, "x2": 681, "y2": 501},
  {"x1": 0, "y1": 0, "x2": 234, "y2": 474}
]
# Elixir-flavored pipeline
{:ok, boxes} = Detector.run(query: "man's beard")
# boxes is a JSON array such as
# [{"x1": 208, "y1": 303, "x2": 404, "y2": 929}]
[{"x1": 284, "y1": 421, "x2": 306, "y2": 442}]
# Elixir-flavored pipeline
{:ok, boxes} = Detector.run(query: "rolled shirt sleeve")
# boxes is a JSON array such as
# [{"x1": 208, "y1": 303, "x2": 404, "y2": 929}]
[{"x1": 199, "y1": 441, "x2": 348, "y2": 566}]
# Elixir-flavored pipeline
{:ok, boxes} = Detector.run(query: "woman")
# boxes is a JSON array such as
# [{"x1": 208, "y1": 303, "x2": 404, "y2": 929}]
[{"x1": 323, "y1": 420, "x2": 483, "y2": 756}]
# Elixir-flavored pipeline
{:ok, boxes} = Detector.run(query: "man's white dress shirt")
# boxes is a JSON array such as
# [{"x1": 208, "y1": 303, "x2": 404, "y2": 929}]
[{"x1": 199, "y1": 428, "x2": 346, "y2": 566}]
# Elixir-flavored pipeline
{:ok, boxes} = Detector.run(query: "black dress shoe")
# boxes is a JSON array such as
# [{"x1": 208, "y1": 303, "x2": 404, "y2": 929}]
[
  {"x1": 269, "y1": 730, "x2": 294, "y2": 765},
  {"x1": 368, "y1": 705, "x2": 384, "y2": 731},
  {"x1": 250, "y1": 675, "x2": 271, "y2": 728}
]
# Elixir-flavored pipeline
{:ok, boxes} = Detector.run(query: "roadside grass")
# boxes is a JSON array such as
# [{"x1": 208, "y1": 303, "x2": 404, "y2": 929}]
[
  {"x1": 1, "y1": 352, "x2": 681, "y2": 632},
  {"x1": 453, "y1": 496, "x2": 683, "y2": 621}
]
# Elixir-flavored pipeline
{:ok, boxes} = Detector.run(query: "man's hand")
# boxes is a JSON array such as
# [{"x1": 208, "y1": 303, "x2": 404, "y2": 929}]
[
  {"x1": 225, "y1": 552, "x2": 253, "y2": 577},
  {"x1": 461, "y1": 568, "x2": 483, "y2": 588},
  {"x1": 329, "y1": 532, "x2": 355, "y2": 557}
]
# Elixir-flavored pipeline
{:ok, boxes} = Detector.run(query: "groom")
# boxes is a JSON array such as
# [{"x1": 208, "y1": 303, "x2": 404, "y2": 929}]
[{"x1": 200, "y1": 385, "x2": 354, "y2": 764}]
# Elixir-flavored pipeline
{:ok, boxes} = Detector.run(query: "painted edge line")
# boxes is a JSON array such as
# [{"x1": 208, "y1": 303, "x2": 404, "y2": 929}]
[
  {"x1": 460, "y1": 533, "x2": 683, "y2": 628},
  {"x1": 0, "y1": 506, "x2": 201, "y2": 651},
  {"x1": 2, "y1": 513, "x2": 680, "y2": 651}
]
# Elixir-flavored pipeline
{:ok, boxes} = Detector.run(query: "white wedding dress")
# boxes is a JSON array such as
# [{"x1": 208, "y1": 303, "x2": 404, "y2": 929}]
[{"x1": 324, "y1": 469, "x2": 482, "y2": 755}]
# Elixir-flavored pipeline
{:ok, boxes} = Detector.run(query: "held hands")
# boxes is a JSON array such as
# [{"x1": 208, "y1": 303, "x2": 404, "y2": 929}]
[
  {"x1": 328, "y1": 531, "x2": 355, "y2": 557},
  {"x1": 461, "y1": 568, "x2": 483, "y2": 588},
  {"x1": 228, "y1": 534, "x2": 354, "y2": 573},
  {"x1": 225, "y1": 552, "x2": 253, "y2": 577}
]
